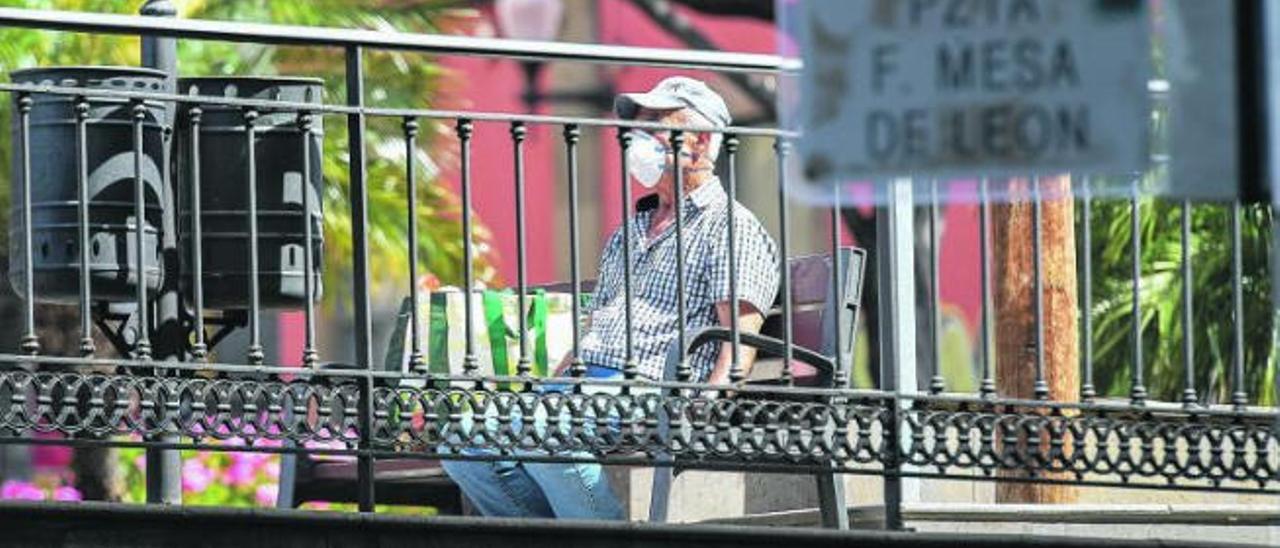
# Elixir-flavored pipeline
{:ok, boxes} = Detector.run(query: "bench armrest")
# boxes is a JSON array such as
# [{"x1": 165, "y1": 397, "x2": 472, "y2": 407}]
[{"x1": 665, "y1": 326, "x2": 835, "y2": 385}]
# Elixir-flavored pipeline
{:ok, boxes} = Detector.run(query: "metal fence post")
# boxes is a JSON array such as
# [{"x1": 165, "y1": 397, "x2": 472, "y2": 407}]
[
  {"x1": 139, "y1": 0, "x2": 182, "y2": 506},
  {"x1": 346, "y1": 45, "x2": 377, "y2": 513},
  {"x1": 877, "y1": 177, "x2": 919, "y2": 531}
]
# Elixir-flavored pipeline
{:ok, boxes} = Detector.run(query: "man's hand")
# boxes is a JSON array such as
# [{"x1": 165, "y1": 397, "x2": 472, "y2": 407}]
[
  {"x1": 552, "y1": 352, "x2": 573, "y2": 377},
  {"x1": 552, "y1": 316, "x2": 589, "y2": 377},
  {"x1": 706, "y1": 300, "x2": 765, "y2": 388}
]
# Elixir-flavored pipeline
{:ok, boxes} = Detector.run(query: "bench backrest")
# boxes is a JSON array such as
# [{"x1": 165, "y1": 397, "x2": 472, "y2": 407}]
[{"x1": 742, "y1": 247, "x2": 866, "y2": 387}]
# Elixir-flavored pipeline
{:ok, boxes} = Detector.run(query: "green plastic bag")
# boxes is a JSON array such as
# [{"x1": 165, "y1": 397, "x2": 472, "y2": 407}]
[{"x1": 388, "y1": 287, "x2": 574, "y2": 383}]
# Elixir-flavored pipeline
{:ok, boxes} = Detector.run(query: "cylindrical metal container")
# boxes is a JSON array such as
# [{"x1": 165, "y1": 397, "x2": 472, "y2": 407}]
[
  {"x1": 8, "y1": 66, "x2": 167, "y2": 304},
  {"x1": 176, "y1": 77, "x2": 324, "y2": 309}
]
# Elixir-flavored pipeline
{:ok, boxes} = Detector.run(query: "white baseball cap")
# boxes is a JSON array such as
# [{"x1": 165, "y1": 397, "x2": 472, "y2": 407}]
[{"x1": 613, "y1": 76, "x2": 731, "y2": 128}]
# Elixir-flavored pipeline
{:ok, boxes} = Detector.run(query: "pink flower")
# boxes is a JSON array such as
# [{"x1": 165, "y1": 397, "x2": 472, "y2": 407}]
[
  {"x1": 225, "y1": 460, "x2": 257, "y2": 488},
  {"x1": 254, "y1": 484, "x2": 276, "y2": 507},
  {"x1": 232, "y1": 451, "x2": 270, "y2": 469},
  {"x1": 304, "y1": 439, "x2": 346, "y2": 451},
  {"x1": 262, "y1": 459, "x2": 280, "y2": 480},
  {"x1": 181, "y1": 458, "x2": 213, "y2": 493},
  {"x1": 1, "y1": 481, "x2": 45, "y2": 501},
  {"x1": 411, "y1": 408, "x2": 425, "y2": 431},
  {"x1": 133, "y1": 453, "x2": 146, "y2": 472},
  {"x1": 52, "y1": 487, "x2": 82, "y2": 502}
]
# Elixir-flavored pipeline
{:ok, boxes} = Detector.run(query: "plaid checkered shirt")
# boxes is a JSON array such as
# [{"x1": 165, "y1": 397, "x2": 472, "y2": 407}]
[{"x1": 579, "y1": 178, "x2": 780, "y2": 382}]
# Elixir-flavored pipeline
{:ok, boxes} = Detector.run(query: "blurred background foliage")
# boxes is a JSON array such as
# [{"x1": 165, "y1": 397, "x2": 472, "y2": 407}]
[
  {"x1": 0, "y1": 0, "x2": 499, "y2": 310},
  {"x1": 1086, "y1": 95, "x2": 1276, "y2": 406},
  {"x1": 1086, "y1": 180, "x2": 1276, "y2": 406}
]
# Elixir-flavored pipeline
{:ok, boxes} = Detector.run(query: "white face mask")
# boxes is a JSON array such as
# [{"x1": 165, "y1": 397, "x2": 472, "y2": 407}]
[{"x1": 626, "y1": 131, "x2": 668, "y2": 189}]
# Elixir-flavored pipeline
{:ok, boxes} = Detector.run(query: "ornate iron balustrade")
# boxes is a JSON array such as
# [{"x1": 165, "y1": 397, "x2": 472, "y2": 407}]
[
  {"x1": 0, "y1": 355, "x2": 1275, "y2": 495},
  {"x1": 0, "y1": 5, "x2": 1275, "y2": 528}
]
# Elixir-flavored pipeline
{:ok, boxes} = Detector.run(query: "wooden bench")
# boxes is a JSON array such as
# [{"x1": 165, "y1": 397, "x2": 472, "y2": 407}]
[
  {"x1": 277, "y1": 247, "x2": 867, "y2": 528},
  {"x1": 649, "y1": 247, "x2": 865, "y2": 528}
]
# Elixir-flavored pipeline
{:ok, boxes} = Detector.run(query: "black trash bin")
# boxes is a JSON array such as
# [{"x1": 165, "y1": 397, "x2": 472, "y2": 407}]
[
  {"x1": 176, "y1": 76, "x2": 325, "y2": 309},
  {"x1": 7, "y1": 66, "x2": 168, "y2": 304}
]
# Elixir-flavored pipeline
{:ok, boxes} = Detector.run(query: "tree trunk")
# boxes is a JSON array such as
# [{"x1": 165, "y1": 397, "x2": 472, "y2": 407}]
[
  {"x1": 992, "y1": 175, "x2": 1080, "y2": 504},
  {"x1": 34, "y1": 302, "x2": 125, "y2": 502},
  {"x1": 0, "y1": 253, "x2": 123, "y2": 501},
  {"x1": 0, "y1": 281, "x2": 32, "y2": 481}
]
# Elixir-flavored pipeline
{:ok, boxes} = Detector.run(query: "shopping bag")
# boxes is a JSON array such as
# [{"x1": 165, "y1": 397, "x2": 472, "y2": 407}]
[
  {"x1": 382, "y1": 287, "x2": 581, "y2": 444},
  {"x1": 387, "y1": 287, "x2": 578, "y2": 384}
]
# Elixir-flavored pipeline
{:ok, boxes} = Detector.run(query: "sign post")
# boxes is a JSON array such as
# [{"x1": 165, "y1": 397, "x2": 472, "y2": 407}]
[
  {"x1": 1165, "y1": 1, "x2": 1273, "y2": 203},
  {"x1": 1262, "y1": 1, "x2": 1280, "y2": 427}
]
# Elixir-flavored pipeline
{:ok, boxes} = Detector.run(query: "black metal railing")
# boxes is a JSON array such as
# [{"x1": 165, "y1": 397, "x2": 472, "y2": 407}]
[{"x1": 0, "y1": 5, "x2": 1274, "y2": 530}]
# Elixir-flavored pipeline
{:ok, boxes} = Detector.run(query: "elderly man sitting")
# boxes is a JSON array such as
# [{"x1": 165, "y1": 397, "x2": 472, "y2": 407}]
[{"x1": 441, "y1": 77, "x2": 779, "y2": 520}]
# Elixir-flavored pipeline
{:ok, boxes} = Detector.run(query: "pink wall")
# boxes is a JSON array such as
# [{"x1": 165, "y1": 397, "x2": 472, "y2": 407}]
[
  {"x1": 311, "y1": 3, "x2": 986, "y2": 342},
  {"x1": 940, "y1": 183, "x2": 983, "y2": 334},
  {"x1": 432, "y1": 1, "x2": 791, "y2": 284},
  {"x1": 437, "y1": 7, "x2": 558, "y2": 286}
]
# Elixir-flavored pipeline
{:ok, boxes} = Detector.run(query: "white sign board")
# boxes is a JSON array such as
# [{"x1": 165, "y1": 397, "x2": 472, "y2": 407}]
[{"x1": 794, "y1": 0, "x2": 1151, "y2": 185}]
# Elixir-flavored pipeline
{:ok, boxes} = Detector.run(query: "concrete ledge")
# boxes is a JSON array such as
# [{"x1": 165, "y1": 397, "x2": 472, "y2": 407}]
[
  {"x1": 903, "y1": 503, "x2": 1280, "y2": 525},
  {"x1": 707, "y1": 503, "x2": 1280, "y2": 528},
  {"x1": 0, "y1": 501, "x2": 1267, "y2": 548}
]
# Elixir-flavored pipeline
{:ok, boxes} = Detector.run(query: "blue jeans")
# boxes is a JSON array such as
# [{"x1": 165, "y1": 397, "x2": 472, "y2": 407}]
[{"x1": 440, "y1": 366, "x2": 625, "y2": 519}]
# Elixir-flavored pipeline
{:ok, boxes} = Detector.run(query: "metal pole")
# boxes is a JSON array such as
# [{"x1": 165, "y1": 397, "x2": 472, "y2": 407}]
[
  {"x1": 1031, "y1": 177, "x2": 1049, "y2": 400},
  {"x1": 140, "y1": 1, "x2": 177, "y2": 77},
  {"x1": 726, "y1": 135, "x2": 743, "y2": 383},
  {"x1": 1263, "y1": 0, "x2": 1280, "y2": 439},
  {"x1": 978, "y1": 179, "x2": 996, "y2": 398},
  {"x1": 877, "y1": 178, "x2": 918, "y2": 531},
  {"x1": 457, "y1": 119, "x2": 478, "y2": 380},
  {"x1": 927, "y1": 179, "x2": 944, "y2": 394},
  {"x1": 404, "y1": 117, "x2": 423, "y2": 374},
  {"x1": 244, "y1": 110, "x2": 263, "y2": 365},
  {"x1": 139, "y1": 0, "x2": 181, "y2": 506},
  {"x1": 775, "y1": 138, "x2": 794, "y2": 383},
  {"x1": 1080, "y1": 180, "x2": 1096, "y2": 402},
  {"x1": 302, "y1": 112, "x2": 319, "y2": 369},
  {"x1": 564, "y1": 125, "x2": 586, "y2": 380},
  {"x1": 141, "y1": 0, "x2": 181, "y2": 359},
  {"x1": 75, "y1": 96, "x2": 94, "y2": 358},
  {"x1": 346, "y1": 46, "x2": 377, "y2": 512},
  {"x1": 512, "y1": 122, "x2": 531, "y2": 379},
  {"x1": 1180, "y1": 201, "x2": 1197, "y2": 407},
  {"x1": 1229, "y1": 202, "x2": 1248, "y2": 409},
  {"x1": 16, "y1": 94, "x2": 37, "y2": 358},
  {"x1": 673, "y1": 131, "x2": 690, "y2": 382},
  {"x1": 188, "y1": 107, "x2": 206, "y2": 362},
  {"x1": 618, "y1": 129, "x2": 637, "y2": 382},
  {"x1": 1129, "y1": 181, "x2": 1147, "y2": 405}
]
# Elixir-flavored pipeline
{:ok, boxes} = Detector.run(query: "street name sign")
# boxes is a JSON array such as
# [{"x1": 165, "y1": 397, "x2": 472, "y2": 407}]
[{"x1": 794, "y1": 0, "x2": 1151, "y2": 186}]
